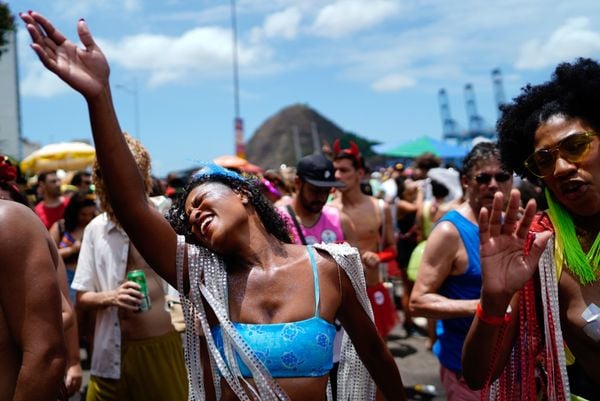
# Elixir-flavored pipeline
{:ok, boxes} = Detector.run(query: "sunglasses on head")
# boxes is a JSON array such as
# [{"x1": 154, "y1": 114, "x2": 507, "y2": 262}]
[
  {"x1": 524, "y1": 131, "x2": 597, "y2": 178},
  {"x1": 474, "y1": 171, "x2": 512, "y2": 184}
]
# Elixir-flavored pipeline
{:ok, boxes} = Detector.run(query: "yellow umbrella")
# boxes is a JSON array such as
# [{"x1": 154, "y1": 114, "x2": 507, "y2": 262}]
[{"x1": 20, "y1": 142, "x2": 96, "y2": 174}]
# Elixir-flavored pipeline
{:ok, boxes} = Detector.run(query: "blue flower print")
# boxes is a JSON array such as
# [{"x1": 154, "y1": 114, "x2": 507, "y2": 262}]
[
  {"x1": 281, "y1": 323, "x2": 305, "y2": 342},
  {"x1": 316, "y1": 333, "x2": 331, "y2": 348},
  {"x1": 281, "y1": 352, "x2": 304, "y2": 369}
]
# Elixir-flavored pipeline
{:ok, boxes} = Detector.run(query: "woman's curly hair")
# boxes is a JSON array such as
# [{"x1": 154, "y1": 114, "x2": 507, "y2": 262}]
[
  {"x1": 93, "y1": 132, "x2": 152, "y2": 222},
  {"x1": 166, "y1": 170, "x2": 292, "y2": 246},
  {"x1": 498, "y1": 57, "x2": 600, "y2": 181}
]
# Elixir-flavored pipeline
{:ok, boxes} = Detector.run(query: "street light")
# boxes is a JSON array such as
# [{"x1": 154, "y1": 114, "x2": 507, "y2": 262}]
[{"x1": 115, "y1": 78, "x2": 140, "y2": 140}]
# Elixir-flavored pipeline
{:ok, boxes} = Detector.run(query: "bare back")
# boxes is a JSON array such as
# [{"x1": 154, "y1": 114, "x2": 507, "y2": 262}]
[{"x1": 0, "y1": 201, "x2": 66, "y2": 401}]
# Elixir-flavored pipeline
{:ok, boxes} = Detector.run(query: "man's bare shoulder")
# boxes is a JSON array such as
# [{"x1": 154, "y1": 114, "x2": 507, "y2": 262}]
[
  {"x1": 0, "y1": 200, "x2": 42, "y2": 230},
  {"x1": 0, "y1": 201, "x2": 52, "y2": 254}
]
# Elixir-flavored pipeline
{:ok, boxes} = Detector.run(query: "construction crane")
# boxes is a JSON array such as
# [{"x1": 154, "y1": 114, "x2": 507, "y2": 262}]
[
  {"x1": 491, "y1": 68, "x2": 506, "y2": 120},
  {"x1": 463, "y1": 83, "x2": 495, "y2": 142},
  {"x1": 438, "y1": 88, "x2": 461, "y2": 141}
]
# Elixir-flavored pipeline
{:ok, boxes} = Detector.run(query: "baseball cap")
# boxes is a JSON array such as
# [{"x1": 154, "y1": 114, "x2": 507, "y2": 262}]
[{"x1": 296, "y1": 154, "x2": 345, "y2": 188}]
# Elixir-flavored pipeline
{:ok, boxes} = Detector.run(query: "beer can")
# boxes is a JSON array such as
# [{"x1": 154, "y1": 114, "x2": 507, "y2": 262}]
[{"x1": 127, "y1": 269, "x2": 151, "y2": 312}]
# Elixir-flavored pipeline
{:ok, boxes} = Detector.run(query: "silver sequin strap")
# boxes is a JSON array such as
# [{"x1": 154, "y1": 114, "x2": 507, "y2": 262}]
[
  {"x1": 313, "y1": 242, "x2": 376, "y2": 401},
  {"x1": 176, "y1": 235, "x2": 290, "y2": 401},
  {"x1": 538, "y1": 238, "x2": 571, "y2": 400}
]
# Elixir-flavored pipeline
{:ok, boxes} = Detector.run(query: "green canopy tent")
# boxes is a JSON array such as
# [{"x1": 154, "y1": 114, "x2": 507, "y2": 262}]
[{"x1": 384, "y1": 136, "x2": 468, "y2": 159}]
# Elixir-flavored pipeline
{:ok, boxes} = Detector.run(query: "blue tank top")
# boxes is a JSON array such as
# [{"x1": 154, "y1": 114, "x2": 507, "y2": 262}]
[
  {"x1": 211, "y1": 246, "x2": 337, "y2": 378},
  {"x1": 432, "y1": 210, "x2": 482, "y2": 373}
]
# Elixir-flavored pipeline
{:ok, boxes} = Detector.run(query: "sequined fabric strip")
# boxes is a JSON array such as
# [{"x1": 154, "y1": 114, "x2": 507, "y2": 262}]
[
  {"x1": 538, "y1": 240, "x2": 570, "y2": 400},
  {"x1": 313, "y1": 242, "x2": 377, "y2": 401}
]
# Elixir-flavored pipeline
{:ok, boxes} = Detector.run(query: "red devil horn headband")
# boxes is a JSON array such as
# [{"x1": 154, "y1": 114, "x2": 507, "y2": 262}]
[{"x1": 333, "y1": 139, "x2": 362, "y2": 169}]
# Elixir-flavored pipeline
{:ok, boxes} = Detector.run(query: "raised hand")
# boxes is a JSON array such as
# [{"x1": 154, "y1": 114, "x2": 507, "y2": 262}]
[
  {"x1": 20, "y1": 11, "x2": 109, "y2": 99},
  {"x1": 478, "y1": 189, "x2": 552, "y2": 312}
]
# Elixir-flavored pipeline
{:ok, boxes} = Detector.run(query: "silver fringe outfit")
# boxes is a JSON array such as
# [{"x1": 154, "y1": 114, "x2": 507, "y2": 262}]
[{"x1": 176, "y1": 236, "x2": 377, "y2": 401}]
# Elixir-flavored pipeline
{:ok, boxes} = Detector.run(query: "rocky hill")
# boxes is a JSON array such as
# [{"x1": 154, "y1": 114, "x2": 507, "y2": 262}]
[{"x1": 245, "y1": 104, "x2": 349, "y2": 170}]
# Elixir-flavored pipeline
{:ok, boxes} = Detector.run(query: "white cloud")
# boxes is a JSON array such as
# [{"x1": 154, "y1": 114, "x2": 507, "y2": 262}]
[
  {"x1": 263, "y1": 7, "x2": 302, "y2": 40},
  {"x1": 371, "y1": 74, "x2": 416, "y2": 93},
  {"x1": 20, "y1": 67, "x2": 72, "y2": 98},
  {"x1": 516, "y1": 17, "x2": 600, "y2": 70},
  {"x1": 51, "y1": 0, "x2": 143, "y2": 18},
  {"x1": 123, "y1": 0, "x2": 142, "y2": 12},
  {"x1": 310, "y1": 0, "x2": 400, "y2": 38},
  {"x1": 98, "y1": 27, "x2": 273, "y2": 86}
]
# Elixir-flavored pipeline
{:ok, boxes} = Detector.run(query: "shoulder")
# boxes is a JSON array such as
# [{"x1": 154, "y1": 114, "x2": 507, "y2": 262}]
[
  {"x1": 86, "y1": 213, "x2": 108, "y2": 230},
  {"x1": 313, "y1": 242, "x2": 361, "y2": 266},
  {"x1": 427, "y1": 218, "x2": 461, "y2": 245},
  {"x1": 0, "y1": 201, "x2": 45, "y2": 230},
  {"x1": 33, "y1": 200, "x2": 44, "y2": 212},
  {"x1": 0, "y1": 201, "x2": 54, "y2": 259}
]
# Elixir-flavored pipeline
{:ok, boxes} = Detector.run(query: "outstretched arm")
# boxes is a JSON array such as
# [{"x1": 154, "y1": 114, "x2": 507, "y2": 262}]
[
  {"x1": 20, "y1": 12, "x2": 179, "y2": 286},
  {"x1": 462, "y1": 189, "x2": 552, "y2": 389}
]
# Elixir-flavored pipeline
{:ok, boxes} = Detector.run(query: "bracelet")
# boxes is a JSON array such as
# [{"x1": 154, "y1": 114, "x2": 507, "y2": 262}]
[{"x1": 476, "y1": 303, "x2": 512, "y2": 325}]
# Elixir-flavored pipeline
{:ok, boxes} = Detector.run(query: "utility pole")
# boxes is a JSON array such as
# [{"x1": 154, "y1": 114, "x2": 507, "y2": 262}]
[
  {"x1": 231, "y1": 0, "x2": 244, "y2": 158},
  {"x1": 115, "y1": 78, "x2": 140, "y2": 140}
]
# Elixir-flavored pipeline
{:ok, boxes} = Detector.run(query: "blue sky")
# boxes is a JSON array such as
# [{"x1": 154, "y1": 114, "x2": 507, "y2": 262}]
[{"x1": 7, "y1": 0, "x2": 600, "y2": 176}]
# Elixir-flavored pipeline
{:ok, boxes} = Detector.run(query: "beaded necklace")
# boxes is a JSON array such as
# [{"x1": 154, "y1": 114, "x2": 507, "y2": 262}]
[
  {"x1": 545, "y1": 188, "x2": 600, "y2": 285},
  {"x1": 483, "y1": 229, "x2": 570, "y2": 401}
]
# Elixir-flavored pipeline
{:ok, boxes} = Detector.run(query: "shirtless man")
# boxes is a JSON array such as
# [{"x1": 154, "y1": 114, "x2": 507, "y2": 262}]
[
  {"x1": 0, "y1": 200, "x2": 66, "y2": 401},
  {"x1": 72, "y1": 134, "x2": 188, "y2": 401},
  {"x1": 331, "y1": 141, "x2": 399, "y2": 339}
]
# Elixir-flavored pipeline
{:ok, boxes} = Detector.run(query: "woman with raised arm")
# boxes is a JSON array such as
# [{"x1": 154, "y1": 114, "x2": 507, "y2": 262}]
[
  {"x1": 20, "y1": 11, "x2": 407, "y2": 401},
  {"x1": 462, "y1": 58, "x2": 600, "y2": 401}
]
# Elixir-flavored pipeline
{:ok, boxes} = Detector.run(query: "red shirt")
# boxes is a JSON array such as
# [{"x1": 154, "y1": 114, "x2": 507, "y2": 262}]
[{"x1": 34, "y1": 197, "x2": 69, "y2": 229}]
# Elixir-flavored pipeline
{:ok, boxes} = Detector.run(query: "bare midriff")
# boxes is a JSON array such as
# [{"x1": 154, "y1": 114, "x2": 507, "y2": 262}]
[{"x1": 119, "y1": 243, "x2": 174, "y2": 340}]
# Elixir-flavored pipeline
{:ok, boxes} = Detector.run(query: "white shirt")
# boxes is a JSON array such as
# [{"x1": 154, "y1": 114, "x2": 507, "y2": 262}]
[{"x1": 72, "y1": 213, "x2": 130, "y2": 379}]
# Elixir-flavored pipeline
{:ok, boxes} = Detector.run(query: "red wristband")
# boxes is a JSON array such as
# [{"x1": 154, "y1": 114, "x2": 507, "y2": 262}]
[
  {"x1": 377, "y1": 247, "x2": 397, "y2": 263},
  {"x1": 476, "y1": 303, "x2": 512, "y2": 325}
]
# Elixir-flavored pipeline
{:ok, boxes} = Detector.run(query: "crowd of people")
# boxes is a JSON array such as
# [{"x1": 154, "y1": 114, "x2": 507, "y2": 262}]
[{"x1": 0, "y1": 9, "x2": 597, "y2": 401}]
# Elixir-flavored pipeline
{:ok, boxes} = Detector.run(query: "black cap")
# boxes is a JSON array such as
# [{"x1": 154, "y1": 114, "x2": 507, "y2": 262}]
[{"x1": 296, "y1": 154, "x2": 345, "y2": 188}]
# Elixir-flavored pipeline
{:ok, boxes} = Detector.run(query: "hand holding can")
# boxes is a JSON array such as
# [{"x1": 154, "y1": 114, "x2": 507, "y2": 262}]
[{"x1": 127, "y1": 270, "x2": 151, "y2": 312}]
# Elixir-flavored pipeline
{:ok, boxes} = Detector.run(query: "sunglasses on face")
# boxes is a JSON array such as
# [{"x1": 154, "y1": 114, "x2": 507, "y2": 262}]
[
  {"x1": 524, "y1": 131, "x2": 597, "y2": 178},
  {"x1": 474, "y1": 171, "x2": 512, "y2": 184}
]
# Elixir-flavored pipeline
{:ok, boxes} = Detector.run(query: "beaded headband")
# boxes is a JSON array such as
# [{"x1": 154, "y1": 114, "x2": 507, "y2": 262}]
[{"x1": 192, "y1": 163, "x2": 246, "y2": 184}]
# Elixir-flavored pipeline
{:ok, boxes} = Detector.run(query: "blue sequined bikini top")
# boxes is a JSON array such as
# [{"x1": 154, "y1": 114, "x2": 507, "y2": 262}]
[{"x1": 211, "y1": 246, "x2": 337, "y2": 378}]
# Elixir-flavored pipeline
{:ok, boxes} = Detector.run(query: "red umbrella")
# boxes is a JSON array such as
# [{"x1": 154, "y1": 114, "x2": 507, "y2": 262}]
[{"x1": 213, "y1": 155, "x2": 263, "y2": 174}]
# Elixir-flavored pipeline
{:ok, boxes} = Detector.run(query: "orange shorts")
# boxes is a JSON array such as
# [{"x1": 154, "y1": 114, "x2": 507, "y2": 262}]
[{"x1": 367, "y1": 282, "x2": 399, "y2": 338}]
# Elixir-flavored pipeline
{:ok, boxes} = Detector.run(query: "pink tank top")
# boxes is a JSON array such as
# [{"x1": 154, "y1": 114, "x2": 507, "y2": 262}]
[{"x1": 282, "y1": 205, "x2": 345, "y2": 245}]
